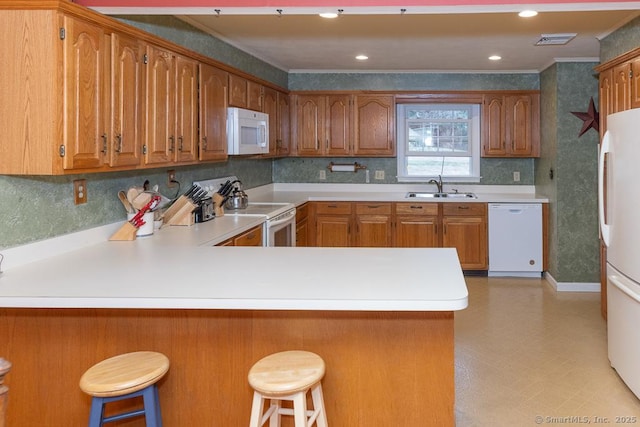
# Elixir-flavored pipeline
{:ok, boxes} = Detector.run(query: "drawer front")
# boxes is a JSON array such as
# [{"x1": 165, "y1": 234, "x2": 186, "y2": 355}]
[
  {"x1": 234, "y1": 225, "x2": 263, "y2": 246},
  {"x1": 314, "y1": 202, "x2": 353, "y2": 215},
  {"x1": 442, "y1": 203, "x2": 487, "y2": 216},
  {"x1": 394, "y1": 203, "x2": 438, "y2": 216},
  {"x1": 355, "y1": 202, "x2": 392, "y2": 215}
]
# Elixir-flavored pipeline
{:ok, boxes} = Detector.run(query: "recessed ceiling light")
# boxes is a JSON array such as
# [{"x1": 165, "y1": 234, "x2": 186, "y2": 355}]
[
  {"x1": 356, "y1": 55, "x2": 369, "y2": 61},
  {"x1": 489, "y1": 55, "x2": 502, "y2": 61},
  {"x1": 319, "y1": 12, "x2": 338, "y2": 19},
  {"x1": 519, "y1": 10, "x2": 538, "y2": 18}
]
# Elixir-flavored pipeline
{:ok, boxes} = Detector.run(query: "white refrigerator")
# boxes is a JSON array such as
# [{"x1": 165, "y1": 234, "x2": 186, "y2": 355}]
[{"x1": 599, "y1": 108, "x2": 640, "y2": 398}]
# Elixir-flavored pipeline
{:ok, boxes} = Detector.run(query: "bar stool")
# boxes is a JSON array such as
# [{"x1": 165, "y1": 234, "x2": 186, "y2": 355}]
[
  {"x1": 248, "y1": 350, "x2": 328, "y2": 427},
  {"x1": 79, "y1": 351, "x2": 170, "y2": 427}
]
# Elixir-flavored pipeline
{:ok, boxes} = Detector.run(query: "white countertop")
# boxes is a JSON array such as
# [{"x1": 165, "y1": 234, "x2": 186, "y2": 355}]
[
  {"x1": 0, "y1": 244, "x2": 467, "y2": 311},
  {"x1": 1, "y1": 183, "x2": 552, "y2": 312}
]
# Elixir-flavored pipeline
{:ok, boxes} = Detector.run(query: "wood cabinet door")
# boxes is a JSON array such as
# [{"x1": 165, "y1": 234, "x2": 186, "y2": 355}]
[
  {"x1": 355, "y1": 215, "x2": 392, "y2": 247},
  {"x1": 199, "y1": 63, "x2": 228, "y2": 161},
  {"x1": 62, "y1": 15, "x2": 107, "y2": 170},
  {"x1": 277, "y1": 93, "x2": 291, "y2": 156},
  {"x1": 263, "y1": 87, "x2": 279, "y2": 156},
  {"x1": 228, "y1": 74, "x2": 248, "y2": 108},
  {"x1": 599, "y1": 68, "x2": 614, "y2": 137},
  {"x1": 353, "y1": 95, "x2": 395, "y2": 156},
  {"x1": 295, "y1": 95, "x2": 324, "y2": 155},
  {"x1": 613, "y1": 62, "x2": 631, "y2": 113},
  {"x1": 326, "y1": 95, "x2": 352, "y2": 156},
  {"x1": 506, "y1": 94, "x2": 536, "y2": 156},
  {"x1": 315, "y1": 215, "x2": 351, "y2": 247},
  {"x1": 109, "y1": 32, "x2": 143, "y2": 167},
  {"x1": 631, "y1": 56, "x2": 640, "y2": 109},
  {"x1": 174, "y1": 55, "x2": 198, "y2": 163},
  {"x1": 234, "y1": 225, "x2": 263, "y2": 246},
  {"x1": 482, "y1": 94, "x2": 506, "y2": 156},
  {"x1": 144, "y1": 44, "x2": 173, "y2": 165},
  {"x1": 296, "y1": 217, "x2": 308, "y2": 247},
  {"x1": 442, "y1": 216, "x2": 487, "y2": 269},
  {"x1": 247, "y1": 80, "x2": 263, "y2": 111},
  {"x1": 395, "y1": 216, "x2": 439, "y2": 247}
]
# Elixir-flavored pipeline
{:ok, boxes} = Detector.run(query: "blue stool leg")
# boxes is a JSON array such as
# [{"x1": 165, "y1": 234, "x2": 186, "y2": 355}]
[
  {"x1": 88, "y1": 397, "x2": 105, "y2": 427},
  {"x1": 142, "y1": 384, "x2": 162, "y2": 427}
]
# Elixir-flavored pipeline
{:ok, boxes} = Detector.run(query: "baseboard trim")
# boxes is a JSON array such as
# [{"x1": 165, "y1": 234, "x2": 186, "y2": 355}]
[{"x1": 544, "y1": 272, "x2": 600, "y2": 292}]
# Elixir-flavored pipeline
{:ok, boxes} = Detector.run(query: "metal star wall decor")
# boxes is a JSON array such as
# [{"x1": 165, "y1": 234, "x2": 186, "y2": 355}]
[{"x1": 571, "y1": 97, "x2": 599, "y2": 137}]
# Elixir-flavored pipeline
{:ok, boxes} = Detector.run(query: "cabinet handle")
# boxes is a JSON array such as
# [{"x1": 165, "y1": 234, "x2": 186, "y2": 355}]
[
  {"x1": 169, "y1": 136, "x2": 175, "y2": 152},
  {"x1": 458, "y1": 206, "x2": 469, "y2": 210},
  {"x1": 178, "y1": 136, "x2": 184, "y2": 152},
  {"x1": 202, "y1": 136, "x2": 207, "y2": 150},
  {"x1": 114, "y1": 134, "x2": 122, "y2": 153},
  {"x1": 435, "y1": 224, "x2": 438, "y2": 234},
  {"x1": 367, "y1": 205, "x2": 381, "y2": 208},
  {"x1": 101, "y1": 133, "x2": 108, "y2": 154},
  {"x1": 410, "y1": 205, "x2": 423, "y2": 210},
  {"x1": 328, "y1": 204, "x2": 337, "y2": 208}
]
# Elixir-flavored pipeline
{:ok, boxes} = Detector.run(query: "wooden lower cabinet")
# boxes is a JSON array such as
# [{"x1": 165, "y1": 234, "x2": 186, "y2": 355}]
[
  {"x1": 354, "y1": 203, "x2": 392, "y2": 247},
  {"x1": 313, "y1": 202, "x2": 353, "y2": 247},
  {"x1": 442, "y1": 203, "x2": 488, "y2": 270},
  {"x1": 216, "y1": 224, "x2": 263, "y2": 246},
  {"x1": 394, "y1": 203, "x2": 440, "y2": 247},
  {"x1": 295, "y1": 203, "x2": 309, "y2": 247},
  {"x1": 310, "y1": 201, "x2": 489, "y2": 270}
]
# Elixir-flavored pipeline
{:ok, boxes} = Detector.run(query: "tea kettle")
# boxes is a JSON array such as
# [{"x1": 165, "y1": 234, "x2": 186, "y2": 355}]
[{"x1": 224, "y1": 180, "x2": 249, "y2": 210}]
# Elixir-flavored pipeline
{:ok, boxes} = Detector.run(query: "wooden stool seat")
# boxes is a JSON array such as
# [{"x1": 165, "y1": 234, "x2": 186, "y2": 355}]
[
  {"x1": 248, "y1": 350, "x2": 328, "y2": 427},
  {"x1": 80, "y1": 351, "x2": 169, "y2": 426}
]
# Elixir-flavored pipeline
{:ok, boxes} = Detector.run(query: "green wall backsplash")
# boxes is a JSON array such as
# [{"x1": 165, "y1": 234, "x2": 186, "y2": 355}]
[
  {"x1": 288, "y1": 72, "x2": 539, "y2": 91},
  {"x1": 274, "y1": 157, "x2": 534, "y2": 185},
  {"x1": 0, "y1": 159, "x2": 272, "y2": 249}
]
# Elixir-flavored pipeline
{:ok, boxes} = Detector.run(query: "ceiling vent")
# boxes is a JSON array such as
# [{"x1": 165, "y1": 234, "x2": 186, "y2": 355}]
[{"x1": 535, "y1": 33, "x2": 577, "y2": 46}]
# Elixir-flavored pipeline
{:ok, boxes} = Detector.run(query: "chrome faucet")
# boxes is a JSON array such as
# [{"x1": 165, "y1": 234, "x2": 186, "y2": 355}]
[{"x1": 428, "y1": 175, "x2": 443, "y2": 193}]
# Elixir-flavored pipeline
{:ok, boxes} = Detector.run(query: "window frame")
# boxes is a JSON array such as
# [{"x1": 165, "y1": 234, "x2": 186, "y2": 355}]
[{"x1": 396, "y1": 102, "x2": 481, "y2": 183}]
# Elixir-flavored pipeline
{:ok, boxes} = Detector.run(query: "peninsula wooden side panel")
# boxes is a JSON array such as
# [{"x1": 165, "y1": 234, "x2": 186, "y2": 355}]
[{"x1": 1, "y1": 308, "x2": 455, "y2": 426}]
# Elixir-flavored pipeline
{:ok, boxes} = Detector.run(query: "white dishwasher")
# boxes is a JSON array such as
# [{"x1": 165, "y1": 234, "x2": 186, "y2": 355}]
[{"x1": 488, "y1": 203, "x2": 543, "y2": 277}]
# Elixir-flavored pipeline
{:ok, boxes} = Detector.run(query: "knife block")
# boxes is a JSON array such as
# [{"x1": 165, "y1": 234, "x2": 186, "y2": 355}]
[
  {"x1": 213, "y1": 193, "x2": 225, "y2": 217},
  {"x1": 162, "y1": 196, "x2": 196, "y2": 227},
  {"x1": 109, "y1": 222, "x2": 138, "y2": 241}
]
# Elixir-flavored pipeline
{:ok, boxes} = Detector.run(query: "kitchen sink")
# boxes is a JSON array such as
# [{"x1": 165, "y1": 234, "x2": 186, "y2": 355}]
[{"x1": 406, "y1": 192, "x2": 477, "y2": 199}]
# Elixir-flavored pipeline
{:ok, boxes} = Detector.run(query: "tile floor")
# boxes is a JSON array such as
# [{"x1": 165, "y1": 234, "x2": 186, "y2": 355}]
[{"x1": 455, "y1": 276, "x2": 640, "y2": 426}]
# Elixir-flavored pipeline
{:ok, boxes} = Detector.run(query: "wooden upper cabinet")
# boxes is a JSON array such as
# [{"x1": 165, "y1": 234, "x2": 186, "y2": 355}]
[
  {"x1": 599, "y1": 68, "x2": 613, "y2": 137},
  {"x1": 229, "y1": 74, "x2": 263, "y2": 111},
  {"x1": 326, "y1": 95, "x2": 352, "y2": 156},
  {"x1": 62, "y1": 15, "x2": 108, "y2": 171},
  {"x1": 295, "y1": 95, "x2": 325, "y2": 155},
  {"x1": 613, "y1": 62, "x2": 631, "y2": 113},
  {"x1": 174, "y1": 55, "x2": 198, "y2": 163},
  {"x1": 277, "y1": 93, "x2": 291, "y2": 156},
  {"x1": 199, "y1": 63, "x2": 228, "y2": 161},
  {"x1": 263, "y1": 87, "x2": 291, "y2": 157},
  {"x1": 144, "y1": 44, "x2": 173, "y2": 165},
  {"x1": 353, "y1": 95, "x2": 395, "y2": 156},
  {"x1": 263, "y1": 87, "x2": 279, "y2": 156},
  {"x1": 109, "y1": 32, "x2": 144, "y2": 168},
  {"x1": 482, "y1": 92, "x2": 540, "y2": 158}
]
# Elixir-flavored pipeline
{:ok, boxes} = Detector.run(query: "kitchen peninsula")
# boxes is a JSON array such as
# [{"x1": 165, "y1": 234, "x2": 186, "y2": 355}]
[{"x1": 0, "y1": 229, "x2": 467, "y2": 425}]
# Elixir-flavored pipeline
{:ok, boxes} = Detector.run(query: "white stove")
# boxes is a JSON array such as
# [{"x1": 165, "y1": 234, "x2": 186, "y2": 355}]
[{"x1": 192, "y1": 176, "x2": 296, "y2": 246}]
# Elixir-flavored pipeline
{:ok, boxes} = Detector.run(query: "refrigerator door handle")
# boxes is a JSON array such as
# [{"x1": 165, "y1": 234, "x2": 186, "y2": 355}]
[
  {"x1": 599, "y1": 131, "x2": 611, "y2": 247},
  {"x1": 609, "y1": 274, "x2": 640, "y2": 304}
]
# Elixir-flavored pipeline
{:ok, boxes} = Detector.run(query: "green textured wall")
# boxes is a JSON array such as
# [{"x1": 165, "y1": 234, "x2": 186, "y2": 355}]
[
  {"x1": 537, "y1": 62, "x2": 600, "y2": 283},
  {"x1": 600, "y1": 15, "x2": 640, "y2": 64}
]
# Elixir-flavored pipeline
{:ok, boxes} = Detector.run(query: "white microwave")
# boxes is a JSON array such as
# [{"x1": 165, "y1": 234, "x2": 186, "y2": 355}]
[{"x1": 227, "y1": 107, "x2": 269, "y2": 155}]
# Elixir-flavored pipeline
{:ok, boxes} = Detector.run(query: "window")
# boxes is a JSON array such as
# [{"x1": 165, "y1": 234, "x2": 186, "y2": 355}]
[{"x1": 396, "y1": 103, "x2": 481, "y2": 182}]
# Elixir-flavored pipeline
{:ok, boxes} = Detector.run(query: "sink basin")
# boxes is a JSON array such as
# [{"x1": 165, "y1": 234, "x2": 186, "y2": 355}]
[{"x1": 406, "y1": 192, "x2": 476, "y2": 199}]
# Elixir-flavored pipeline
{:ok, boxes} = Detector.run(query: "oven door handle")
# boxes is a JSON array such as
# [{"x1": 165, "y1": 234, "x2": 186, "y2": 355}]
[{"x1": 268, "y1": 210, "x2": 296, "y2": 227}]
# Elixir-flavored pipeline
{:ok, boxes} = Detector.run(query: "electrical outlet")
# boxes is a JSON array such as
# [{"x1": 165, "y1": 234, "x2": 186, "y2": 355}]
[
  {"x1": 319, "y1": 170, "x2": 326, "y2": 180},
  {"x1": 374, "y1": 170, "x2": 385, "y2": 180},
  {"x1": 73, "y1": 179, "x2": 87, "y2": 205},
  {"x1": 167, "y1": 169, "x2": 177, "y2": 188},
  {"x1": 513, "y1": 171, "x2": 520, "y2": 182}
]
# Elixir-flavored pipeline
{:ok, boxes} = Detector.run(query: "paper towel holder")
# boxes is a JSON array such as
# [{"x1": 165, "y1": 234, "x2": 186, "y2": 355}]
[{"x1": 327, "y1": 162, "x2": 367, "y2": 173}]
